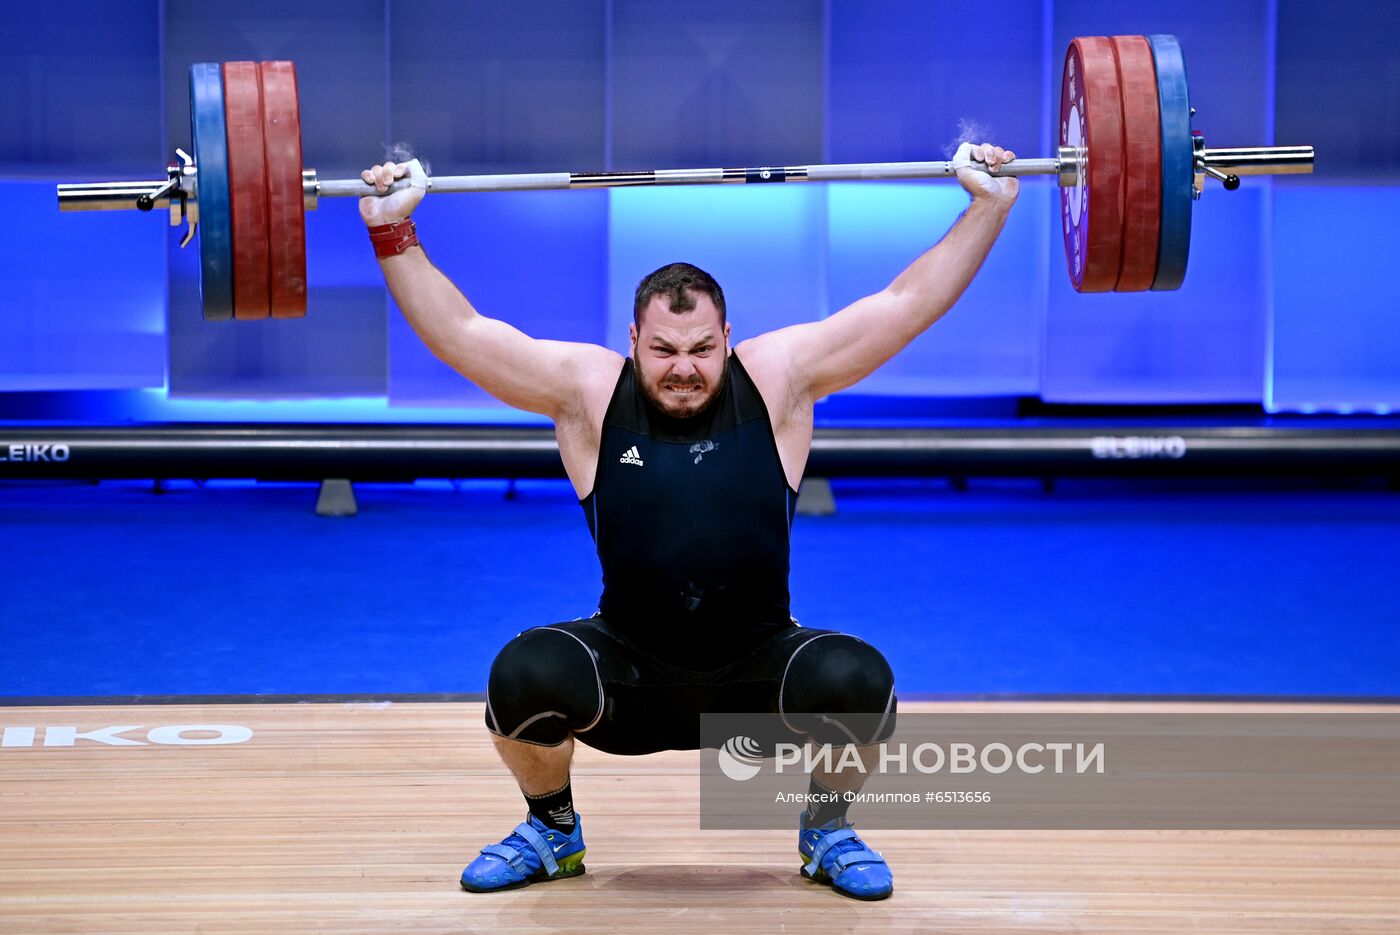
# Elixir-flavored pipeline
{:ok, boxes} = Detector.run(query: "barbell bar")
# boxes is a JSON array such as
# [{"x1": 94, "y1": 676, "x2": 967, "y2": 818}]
[
  {"x1": 56, "y1": 34, "x2": 1314, "y2": 321},
  {"x1": 57, "y1": 157, "x2": 1075, "y2": 207},
  {"x1": 54, "y1": 146, "x2": 1311, "y2": 211}
]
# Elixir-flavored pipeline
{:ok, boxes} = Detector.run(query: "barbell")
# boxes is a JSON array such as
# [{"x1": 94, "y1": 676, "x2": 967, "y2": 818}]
[{"x1": 57, "y1": 34, "x2": 1313, "y2": 321}]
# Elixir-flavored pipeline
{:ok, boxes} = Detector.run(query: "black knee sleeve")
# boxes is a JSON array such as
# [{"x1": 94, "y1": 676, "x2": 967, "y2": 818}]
[
  {"x1": 779, "y1": 635, "x2": 897, "y2": 746},
  {"x1": 485, "y1": 627, "x2": 604, "y2": 745}
]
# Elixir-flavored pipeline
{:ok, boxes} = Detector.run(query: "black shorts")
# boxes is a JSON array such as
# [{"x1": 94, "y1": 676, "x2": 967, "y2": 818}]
[{"x1": 509, "y1": 616, "x2": 868, "y2": 756}]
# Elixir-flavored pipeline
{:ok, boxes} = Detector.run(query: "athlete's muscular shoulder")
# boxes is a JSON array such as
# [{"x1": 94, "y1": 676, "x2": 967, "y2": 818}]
[
  {"x1": 554, "y1": 346, "x2": 626, "y2": 498},
  {"x1": 734, "y1": 335, "x2": 814, "y2": 491}
]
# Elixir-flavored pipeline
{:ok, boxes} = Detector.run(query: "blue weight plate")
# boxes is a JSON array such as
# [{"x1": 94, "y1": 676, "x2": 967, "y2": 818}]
[
  {"x1": 190, "y1": 63, "x2": 234, "y2": 320},
  {"x1": 1147, "y1": 35, "x2": 1192, "y2": 291}
]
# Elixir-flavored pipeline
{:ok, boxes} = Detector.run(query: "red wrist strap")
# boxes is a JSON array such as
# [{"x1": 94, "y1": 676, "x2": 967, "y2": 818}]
[{"x1": 368, "y1": 218, "x2": 420, "y2": 258}]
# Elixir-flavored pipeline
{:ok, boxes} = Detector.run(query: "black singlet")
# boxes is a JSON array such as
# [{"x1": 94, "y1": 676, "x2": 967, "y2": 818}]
[{"x1": 580, "y1": 352, "x2": 799, "y2": 668}]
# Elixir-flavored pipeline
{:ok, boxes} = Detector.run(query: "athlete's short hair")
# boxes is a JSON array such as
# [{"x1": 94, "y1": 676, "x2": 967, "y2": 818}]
[{"x1": 633, "y1": 262, "x2": 726, "y2": 327}]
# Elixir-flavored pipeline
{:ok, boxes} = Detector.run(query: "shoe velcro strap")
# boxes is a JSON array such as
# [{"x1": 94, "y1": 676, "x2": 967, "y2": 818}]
[
  {"x1": 803, "y1": 827, "x2": 858, "y2": 877},
  {"x1": 480, "y1": 843, "x2": 527, "y2": 871},
  {"x1": 829, "y1": 849, "x2": 884, "y2": 873},
  {"x1": 512, "y1": 821, "x2": 560, "y2": 877}
]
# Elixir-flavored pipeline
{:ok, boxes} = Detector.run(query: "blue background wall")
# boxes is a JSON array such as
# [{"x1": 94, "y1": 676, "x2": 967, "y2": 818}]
[
  {"x1": 3, "y1": 3, "x2": 1398, "y2": 701},
  {"x1": 1, "y1": 0, "x2": 1397, "y2": 418}
]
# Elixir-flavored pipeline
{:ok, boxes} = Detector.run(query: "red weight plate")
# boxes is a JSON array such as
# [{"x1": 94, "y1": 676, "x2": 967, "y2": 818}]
[
  {"x1": 259, "y1": 61, "x2": 308, "y2": 319},
  {"x1": 1060, "y1": 37, "x2": 1125, "y2": 293},
  {"x1": 1110, "y1": 36, "x2": 1162, "y2": 292},
  {"x1": 221, "y1": 62, "x2": 270, "y2": 319}
]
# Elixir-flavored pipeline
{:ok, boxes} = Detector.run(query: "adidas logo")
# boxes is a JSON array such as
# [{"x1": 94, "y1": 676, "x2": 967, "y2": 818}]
[{"x1": 619, "y1": 446, "x2": 644, "y2": 467}]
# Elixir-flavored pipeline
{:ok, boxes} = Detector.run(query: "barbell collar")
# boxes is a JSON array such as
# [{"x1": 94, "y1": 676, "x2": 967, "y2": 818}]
[
  {"x1": 1057, "y1": 146, "x2": 1080, "y2": 188},
  {"x1": 135, "y1": 176, "x2": 181, "y2": 212},
  {"x1": 303, "y1": 169, "x2": 318, "y2": 211}
]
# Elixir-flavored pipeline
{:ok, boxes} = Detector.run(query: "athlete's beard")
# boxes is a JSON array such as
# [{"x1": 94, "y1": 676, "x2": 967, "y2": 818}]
[{"x1": 639, "y1": 358, "x2": 728, "y2": 419}]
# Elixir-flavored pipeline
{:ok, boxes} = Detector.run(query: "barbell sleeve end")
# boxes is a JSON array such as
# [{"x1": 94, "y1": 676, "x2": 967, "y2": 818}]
[
  {"x1": 1199, "y1": 145, "x2": 1315, "y2": 177},
  {"x1": 57, "y1": 180, "x2": 173, "y2": 212}
]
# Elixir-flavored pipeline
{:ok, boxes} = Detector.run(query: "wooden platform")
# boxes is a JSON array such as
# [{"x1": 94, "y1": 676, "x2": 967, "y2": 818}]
[{"x1": 2, "y1": 700, "x2": 1398, "y2": 934}]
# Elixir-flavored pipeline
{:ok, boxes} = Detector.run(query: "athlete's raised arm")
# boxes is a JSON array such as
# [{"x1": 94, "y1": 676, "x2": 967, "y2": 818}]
[
  {"x1": 743, "y1": 142, "x2": 1018, "y2": 404},
  {"x1": 361, "y1": 160, "x2": 621, "y2": 419}
]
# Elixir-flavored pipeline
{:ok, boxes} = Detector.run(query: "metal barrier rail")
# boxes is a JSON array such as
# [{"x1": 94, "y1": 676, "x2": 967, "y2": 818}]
[{"x1": 2, "y1": 425, "x2": 1399, "y2": 481}]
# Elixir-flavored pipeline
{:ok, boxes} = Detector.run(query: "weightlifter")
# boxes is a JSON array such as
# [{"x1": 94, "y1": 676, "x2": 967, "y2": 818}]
[{"x1": 360, "y1": 141, "x2": 1017, "y2": 901}]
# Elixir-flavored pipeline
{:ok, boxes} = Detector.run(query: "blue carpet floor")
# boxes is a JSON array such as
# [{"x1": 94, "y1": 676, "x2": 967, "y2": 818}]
[{"x1": 1, "y1": 477, "x2": 1397, "y2": 698}]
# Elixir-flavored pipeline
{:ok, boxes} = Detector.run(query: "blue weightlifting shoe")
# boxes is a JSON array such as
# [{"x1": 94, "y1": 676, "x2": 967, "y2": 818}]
[
  {"x1": 798, "y1": 817, "x2": 893, "y2": 900},
  {"x1": 460, "y1": 814, "x2": 587, "y2": 893}
]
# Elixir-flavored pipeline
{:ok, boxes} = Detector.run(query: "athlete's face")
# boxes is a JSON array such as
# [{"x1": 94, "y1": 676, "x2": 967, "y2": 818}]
[{"x1": 630, "y1": 294, "x2": 732, "y2": 419}]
